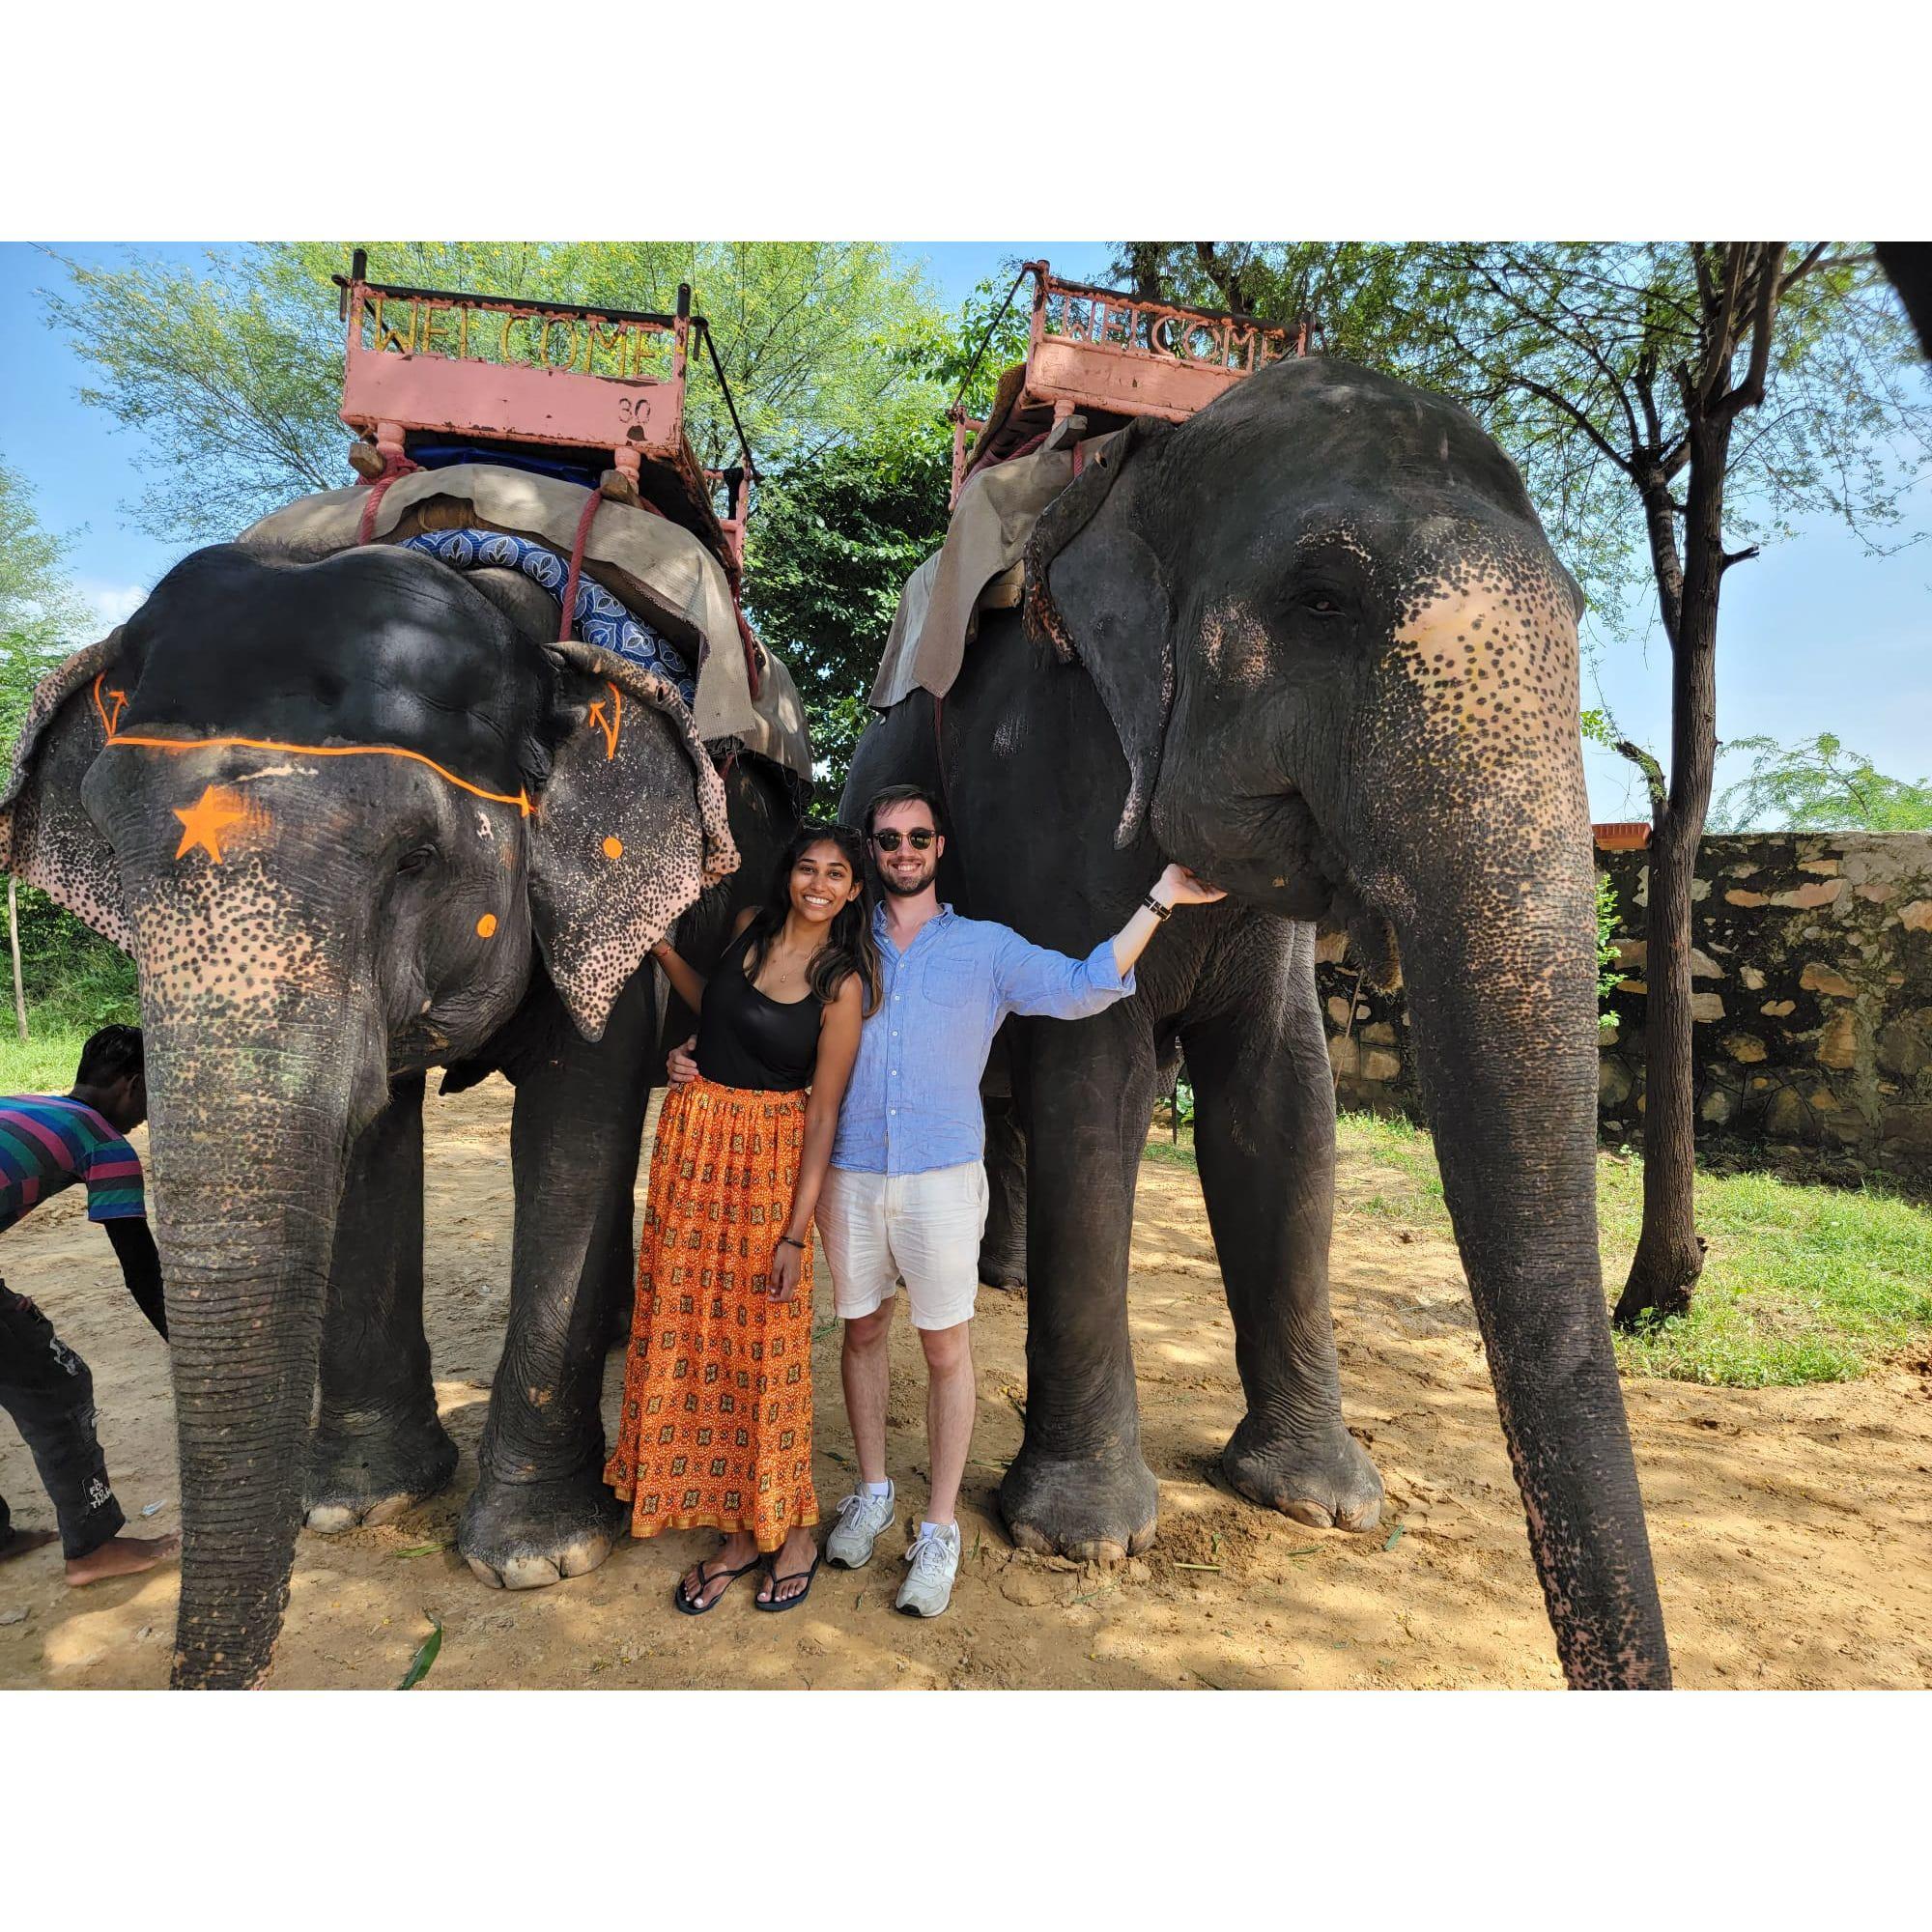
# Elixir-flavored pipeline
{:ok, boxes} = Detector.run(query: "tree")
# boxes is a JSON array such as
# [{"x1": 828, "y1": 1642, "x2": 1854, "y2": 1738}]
[
  {"x1": 1713, "y1": 731, "x2": 1932, "y2": 832},
  {"x1": 40, "y1": 242, "x2": 948, "y2": 543},
  {"x1": 0, "y1": 460, "x2": 140, "y2": 1031},
  {"x1": 0, "y1": 456, "x2": 96, "y2": 751}
]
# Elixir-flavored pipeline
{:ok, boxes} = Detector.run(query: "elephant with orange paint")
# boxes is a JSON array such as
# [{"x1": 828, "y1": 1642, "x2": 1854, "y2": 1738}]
[{"x1": 2, "y1": 539, "x2": 799, "y2": 1688}]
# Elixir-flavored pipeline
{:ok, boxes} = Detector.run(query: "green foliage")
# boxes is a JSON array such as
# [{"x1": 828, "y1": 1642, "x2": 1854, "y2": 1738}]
[
  {"x1": 893, "y1": 268, "x2": 1037, "y2": 425},
  {"x1": 10, "y1": 882, "x2": 138, "y2": 1031},
  {"x1": 42, "y1": 242, "x2": 949, "y2": 542},
  {"x1": 1, "y1": 457, "x2": 99, "y2": 751},
  {"x1": 1595, "y1": 873, "x2": 1622, "y2": 1032},
  {"x1": 0, "y1": 462, "x2": 141, "y2": 1049},
  {"x1": 742, "y1": 272, "x2": 1045, "y2": 804},
  {"x1": 744, "y1": 418, "x2": 952, "y2": 805},
  {"x1": 1713, "y1": 731, "x2": 1932, "y2": 833},
  {"x1": 1107, "y1": 242, "x2": 1453, "y2": 369}
]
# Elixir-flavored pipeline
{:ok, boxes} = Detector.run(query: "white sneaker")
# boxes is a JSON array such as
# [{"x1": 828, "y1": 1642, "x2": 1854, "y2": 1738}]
[
  {"x1": 895, "y1": 1521, "x2": 961, "y2": 1618},
  {"x1": 826, "y1": 1480, "x2": 896, "y2": 1569}
]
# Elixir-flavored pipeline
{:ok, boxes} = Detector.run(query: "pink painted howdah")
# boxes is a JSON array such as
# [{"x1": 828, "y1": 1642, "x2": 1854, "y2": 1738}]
[
  {"x1": 951, "y1": 261, "x2": 1308, "y2": 503},
  {"x1": 333, "y1": 253, "x2": 753, "y2": 578}
]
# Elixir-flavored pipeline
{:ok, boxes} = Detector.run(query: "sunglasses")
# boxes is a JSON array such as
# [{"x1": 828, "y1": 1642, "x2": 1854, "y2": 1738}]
[{"x1": 871, "y1": 828, "x2": 936, "y2": 852}]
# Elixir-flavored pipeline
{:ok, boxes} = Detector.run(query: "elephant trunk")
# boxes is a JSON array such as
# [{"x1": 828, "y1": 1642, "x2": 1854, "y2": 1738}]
[
  {"x1": 145, "y1": 1019, "x2": 366, "y2": 1690},
  {"x1": 1397, "y1": 860, "x2": 1670, "y2": 1690}
]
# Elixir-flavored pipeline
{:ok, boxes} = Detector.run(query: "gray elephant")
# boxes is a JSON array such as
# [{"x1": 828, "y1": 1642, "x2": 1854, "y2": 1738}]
[
  {"x1": 844, "y1": 355, "x2": 1669, "y2": 1688},
  {"x1": 1, "y1": 537, "x2": 801, "y2": 1688}
]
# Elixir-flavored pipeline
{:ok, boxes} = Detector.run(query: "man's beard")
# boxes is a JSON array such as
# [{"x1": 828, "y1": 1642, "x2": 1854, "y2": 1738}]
[{"x1": 879, "y1": 863, "x2": 935, "y2": 897}]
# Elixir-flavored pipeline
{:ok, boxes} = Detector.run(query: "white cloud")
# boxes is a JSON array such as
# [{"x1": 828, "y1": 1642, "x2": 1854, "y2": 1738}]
[{"x1": 75, "y1": 579, "x2": 149, "y2": 630}]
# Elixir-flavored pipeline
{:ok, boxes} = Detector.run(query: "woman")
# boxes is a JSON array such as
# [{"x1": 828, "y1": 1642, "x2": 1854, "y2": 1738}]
[{"x1": 604, "y1": 822, "x2": 876, "y2": 1614}]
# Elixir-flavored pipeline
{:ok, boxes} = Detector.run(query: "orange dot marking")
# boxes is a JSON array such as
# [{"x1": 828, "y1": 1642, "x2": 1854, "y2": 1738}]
[
  {"x1": 602, "y1": 836, "x2": 624, "y2": 860},
  {"x1": 476, "y1": 914, "x2": 499, "y2": 939},
  {"x1": 173, "y1": 784, "x2": 250, "y2": 864}
]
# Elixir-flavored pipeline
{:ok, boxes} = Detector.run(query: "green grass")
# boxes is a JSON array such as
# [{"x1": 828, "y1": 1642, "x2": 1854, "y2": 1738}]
[
  {"x1": 0, "y1": 1019, "x2": 97, "y2": 1095},
  {"x1": 1143, "y1": 1110, "x2": 1932, "y2": 1390}
]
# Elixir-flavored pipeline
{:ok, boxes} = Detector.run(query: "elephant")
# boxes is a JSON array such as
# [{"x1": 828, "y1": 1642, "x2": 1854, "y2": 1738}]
[
  {"x1": 0, "y1": 537, "x2": 802, "y2": 1689},
  {"x1": 843, "y1": 355, "x2": 1670, "y2": 1689}
]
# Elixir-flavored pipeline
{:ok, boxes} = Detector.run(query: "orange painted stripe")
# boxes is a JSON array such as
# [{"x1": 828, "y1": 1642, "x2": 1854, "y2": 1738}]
[{"x1": 94, "y1": 676, "x2": 535, "y2": 816}]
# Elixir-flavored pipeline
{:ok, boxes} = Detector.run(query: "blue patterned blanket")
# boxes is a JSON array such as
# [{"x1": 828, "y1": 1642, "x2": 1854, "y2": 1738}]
[{"x1": 398, "y1": 526, "x2": 696, "y2": 708}]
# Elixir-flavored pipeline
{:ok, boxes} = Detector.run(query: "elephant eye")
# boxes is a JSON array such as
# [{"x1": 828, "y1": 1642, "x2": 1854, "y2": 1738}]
[
  {"x1": 1302, "y1": 593, "x2": 1342, "y2": 618},
  {"x1": 397, "y1": 844, "x2": 438, "y2": 876}
]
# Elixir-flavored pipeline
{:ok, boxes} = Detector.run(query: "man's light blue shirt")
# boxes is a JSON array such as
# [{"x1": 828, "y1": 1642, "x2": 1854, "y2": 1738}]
[{"x1": 831, "y1": 902, "x2": 1135, "y2": 1177}]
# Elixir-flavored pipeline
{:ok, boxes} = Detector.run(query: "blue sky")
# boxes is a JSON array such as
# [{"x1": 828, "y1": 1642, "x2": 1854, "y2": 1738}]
[{"x1": 3, "y1": 241, "x2": 1926, "y2": 818}]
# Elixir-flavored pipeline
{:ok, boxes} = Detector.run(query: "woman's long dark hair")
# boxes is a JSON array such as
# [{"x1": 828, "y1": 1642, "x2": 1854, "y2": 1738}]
[{"x1": 740, "y1": 821, "x2": 882, "y2": 1016}]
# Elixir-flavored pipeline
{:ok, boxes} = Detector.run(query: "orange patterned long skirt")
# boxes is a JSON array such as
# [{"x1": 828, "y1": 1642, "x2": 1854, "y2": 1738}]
[{"x1": 603, "y1": 1075, "x2": 819, "y2": 1552}]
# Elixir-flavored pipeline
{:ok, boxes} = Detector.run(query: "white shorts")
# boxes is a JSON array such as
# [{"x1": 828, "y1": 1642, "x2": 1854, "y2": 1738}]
[{"x1": 819, "y1": 1161, "x2": 989, "y2": 1331}]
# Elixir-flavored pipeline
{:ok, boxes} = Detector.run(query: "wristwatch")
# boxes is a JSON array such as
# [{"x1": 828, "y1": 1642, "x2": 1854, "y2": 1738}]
[{"x1": 1143, "y1": 894, "x2": 1173, "y2": 922}]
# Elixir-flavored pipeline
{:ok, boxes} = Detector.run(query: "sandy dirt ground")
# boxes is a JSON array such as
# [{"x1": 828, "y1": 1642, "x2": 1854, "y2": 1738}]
[{"x1": 4, "y1": 1078, "x2": 1929, "y2": 1690}]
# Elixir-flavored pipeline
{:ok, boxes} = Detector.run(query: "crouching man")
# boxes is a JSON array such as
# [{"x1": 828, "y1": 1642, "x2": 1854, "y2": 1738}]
[{"x1": 0, "y1": 1024, "x2": 178, "y2": 1585}]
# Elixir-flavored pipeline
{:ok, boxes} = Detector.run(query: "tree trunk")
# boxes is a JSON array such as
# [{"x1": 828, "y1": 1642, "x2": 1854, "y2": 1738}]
[{"x1": 1615, "y1": 414, "x2": 1728, "y2": 1327}]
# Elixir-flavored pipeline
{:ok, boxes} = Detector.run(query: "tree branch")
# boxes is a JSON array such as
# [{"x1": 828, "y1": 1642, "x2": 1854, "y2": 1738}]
[
  {"x1": 1616, "y1": 739, "x2": 1669, "y2": 819},
  {"x1": 1718, "y1": 241, "x2": 1787, "y2": 422},
  {"x1": 1698, "y1": 242, "x2": 1743, "y2": 404}
]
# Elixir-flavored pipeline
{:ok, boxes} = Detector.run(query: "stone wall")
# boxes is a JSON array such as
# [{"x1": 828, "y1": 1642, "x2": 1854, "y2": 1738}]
[{"x1": 1315, "y1": 832, "x2": 1932, "y2": 1180}]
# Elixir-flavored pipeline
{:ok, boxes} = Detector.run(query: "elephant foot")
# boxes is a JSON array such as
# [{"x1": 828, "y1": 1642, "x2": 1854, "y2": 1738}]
[
  {"x1": 1222, "y1": 1417, "x2": 1384, "y2": 1532},
  {"x1": 1000, "y1": 1440, "x2": 1158, "y2": 1563},
  {"x1": 977, "y1": 1239, "x2": 1027, "y2": 1292},
  {"x1": 458, "y1": 1465, "x2": 624, "y2": 1590},
  {"x1": 304, "y1": 1411, "x2": 458, "y2": 1533}
]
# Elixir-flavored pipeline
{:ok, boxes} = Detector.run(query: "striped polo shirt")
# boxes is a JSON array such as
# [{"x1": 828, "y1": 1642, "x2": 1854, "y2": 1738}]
[{"x1": 0, "y1": 1094, "x2": 147, "y2": 1236}]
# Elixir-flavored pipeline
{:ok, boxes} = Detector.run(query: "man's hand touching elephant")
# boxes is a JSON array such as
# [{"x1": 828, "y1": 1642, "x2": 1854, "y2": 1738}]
[
  {"x1": 1152, "y1": 862, "x2": 1227, "y2": 910},
  {"x1": 1109, "y1": 863, "x2": 1227, "y2": 979}
]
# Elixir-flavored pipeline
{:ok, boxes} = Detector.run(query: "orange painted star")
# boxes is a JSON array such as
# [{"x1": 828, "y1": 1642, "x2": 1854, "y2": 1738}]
[{"x1": 173, "y1": 785, "x2": 250, "y2": 863}]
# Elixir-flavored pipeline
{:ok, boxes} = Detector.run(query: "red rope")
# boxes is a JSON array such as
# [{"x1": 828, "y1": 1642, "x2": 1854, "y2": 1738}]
[
  {"x1": 355, "y1": 456, "x2": 420, "y2": 546},
  {"x1": 558, "y1": 489, "x2": 601, "y2": 643}
]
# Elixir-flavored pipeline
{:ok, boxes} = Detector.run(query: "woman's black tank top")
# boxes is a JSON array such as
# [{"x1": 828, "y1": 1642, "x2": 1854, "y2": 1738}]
[{"x1": 694, "y1": 928, "x2": 820, "y2": 1093}]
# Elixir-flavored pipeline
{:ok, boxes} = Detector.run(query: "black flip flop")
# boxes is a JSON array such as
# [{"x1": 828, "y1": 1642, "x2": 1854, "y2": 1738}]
[
  {"x1": 753, "y1": 1548, "x2": 822, "y2": 1613},
  {"x1": 673, "y1": 1550, "x2": 763, "y2": 1616}
]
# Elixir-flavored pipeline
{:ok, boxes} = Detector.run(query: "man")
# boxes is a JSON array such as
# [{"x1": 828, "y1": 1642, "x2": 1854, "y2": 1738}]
[
  {"x1": 0, "y1": 1023, "x2": 179, "y2": 1585},
  {"x1": 669, "y1": 785, "x2": 1218, "y2": 1615}
]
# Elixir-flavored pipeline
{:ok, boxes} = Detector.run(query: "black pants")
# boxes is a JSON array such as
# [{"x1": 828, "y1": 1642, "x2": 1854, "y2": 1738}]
[{"x1": 0, "y1": 1279, "x2": 127, "y2": 1561}]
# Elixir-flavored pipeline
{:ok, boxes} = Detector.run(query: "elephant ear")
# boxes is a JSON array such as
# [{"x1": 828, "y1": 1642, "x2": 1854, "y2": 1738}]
[
  {"x1": 1023, "y1": 414, "x2": 1177, "y2": 847},
  {"x1": 529, "y1": 638, "x2": 738, "y2": 1041},
  {"x1": 0, "y1": 632, "x2": 135, "y2": 950}
]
